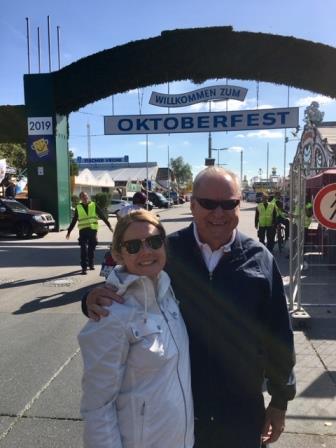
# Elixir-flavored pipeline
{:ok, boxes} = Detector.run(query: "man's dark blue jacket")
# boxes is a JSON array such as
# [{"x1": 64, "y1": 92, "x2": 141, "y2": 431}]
[{"x1": 166, "y1": 224, "x2": 295, "y2": 430}]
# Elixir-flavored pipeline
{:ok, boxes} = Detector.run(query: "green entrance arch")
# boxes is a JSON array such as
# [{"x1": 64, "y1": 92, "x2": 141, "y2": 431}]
[{"x1": 16, "y1": 27, "x2": 336, "y2": 228}]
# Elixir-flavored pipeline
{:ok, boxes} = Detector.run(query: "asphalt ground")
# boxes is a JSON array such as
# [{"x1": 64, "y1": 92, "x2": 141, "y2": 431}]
[{"x1": 0, "y1": 202, "x2": 335, "y2": 447}]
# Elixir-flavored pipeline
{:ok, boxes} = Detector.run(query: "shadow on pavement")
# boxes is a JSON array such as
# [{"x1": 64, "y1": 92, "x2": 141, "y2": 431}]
[
  {"x1": 0, "y1": 242, "x2": 112, "y2": 269},
  {"x1": 299, "y1": 371, "x2": 336, "y2": 398},
  {"x1": 0, "y1": 270, "x2": 82, "y2": 289},
  {"x1": 12, "y1": 281, "x2": 102, "y2": 315},
  {"x1": 240, "y1": 206, "x2": 257, "y2": 212}
]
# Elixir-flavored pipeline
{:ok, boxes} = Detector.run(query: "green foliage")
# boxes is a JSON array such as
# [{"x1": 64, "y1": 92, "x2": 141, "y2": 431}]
[
  {"x1": 69, "y1": 150, "x2": 79, "y2": 176},
  {"x1": 0, "y1": 143, "x2": 27, "y2": 172},
  {"x1": 170, "y1": 156, "x2": 193, "y2": 188},
  {"x1": 71, "y1": 195, "x2": 80, "y2": 208},
  {"x1": 0, "y1": 105, "x2": 26, "y2": 143},
  {"x1": 92, "y1": 192, "x2": 111, "y2": 216},
  {"x1": 53, "y1": 27, "x2": 336, "y2": 114}
]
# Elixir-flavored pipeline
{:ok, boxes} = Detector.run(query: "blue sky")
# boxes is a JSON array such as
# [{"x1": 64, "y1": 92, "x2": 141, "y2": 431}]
[{"x1": 1, "y1": 0, "x2": 336, "y2": 181}]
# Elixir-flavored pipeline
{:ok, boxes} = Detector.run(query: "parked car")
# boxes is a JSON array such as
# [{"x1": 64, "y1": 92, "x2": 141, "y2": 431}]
[
  {"x1": 108, "y1": 199, "x2": 130, "y2": 215},
  {"x1": 245, "y1": 192, "x2": 257, "y2": 202},
  {"x1": 148, "y1": 192, "x2": 170, "y2": 208},
  {"x1": 165, "y1": 191, "x2": 185, "y2": 205},
  {"x1": 0, "y1": 198, "x2": 55, "y2": 238},
  {"x1": 256, "y1": 192, "x2": 264, "y2": 203}
]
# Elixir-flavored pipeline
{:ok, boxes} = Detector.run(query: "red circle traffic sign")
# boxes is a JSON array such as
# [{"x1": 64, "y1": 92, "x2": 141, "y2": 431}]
[{"x1": 313, "y1": 183, "x2": 336, "y2": 229}]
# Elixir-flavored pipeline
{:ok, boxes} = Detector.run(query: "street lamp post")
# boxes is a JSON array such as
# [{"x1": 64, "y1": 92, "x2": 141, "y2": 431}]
[
  {"x1": 212, "y1": 147, "x2": 229, "y2": 167},
  {"x1": 240, "y1": 149, "x2": 243, "y2": 185}
]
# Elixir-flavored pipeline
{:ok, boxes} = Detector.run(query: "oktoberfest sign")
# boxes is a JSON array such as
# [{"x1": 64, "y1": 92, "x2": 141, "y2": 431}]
[
  {"x1": 149, "y1": 85, "x2": 247, "y2": 107},
  {"x1": 104, "y1": 107, "x2": 299, "y2": 135}
]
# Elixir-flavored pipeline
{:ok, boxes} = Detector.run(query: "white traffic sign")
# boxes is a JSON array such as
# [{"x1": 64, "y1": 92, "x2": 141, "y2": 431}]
[{"x1": 313, "y1": 183, "x2": 336, "y2": 229}]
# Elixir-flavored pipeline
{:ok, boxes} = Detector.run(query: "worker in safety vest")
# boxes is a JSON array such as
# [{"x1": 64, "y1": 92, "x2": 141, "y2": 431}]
[
  {"x1": 255, "y1": 193, "x2": 277, "y2": 252},
  {"x1": 66, "y1": 192, "x2": 113, "y2": 275},
  {"x1": 292, "y1": 196, "x2": 313, "y2": 239}
]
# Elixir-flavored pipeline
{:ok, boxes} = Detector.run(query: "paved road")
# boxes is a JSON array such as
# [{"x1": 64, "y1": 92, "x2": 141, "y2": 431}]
[{"x1": 0, "y1": 202, "x2": 335, "y2": 447}]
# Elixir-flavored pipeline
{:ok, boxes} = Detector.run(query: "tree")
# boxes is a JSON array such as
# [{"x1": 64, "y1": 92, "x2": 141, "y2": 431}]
[
  {"x1": 0, "y1": 143, "x2": 27, "y2": 172},
  {"x1": 170, "y1": 156, "x2": 193, "y2": 189},
  {"x1": 69, "y1": 150, "x2": 79, "y2": 176}
]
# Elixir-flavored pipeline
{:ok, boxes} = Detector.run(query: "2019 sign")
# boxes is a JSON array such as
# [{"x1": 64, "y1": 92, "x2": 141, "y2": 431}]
[{"x1": 27, "y1": 117, "x2": 53, "y2": 136}]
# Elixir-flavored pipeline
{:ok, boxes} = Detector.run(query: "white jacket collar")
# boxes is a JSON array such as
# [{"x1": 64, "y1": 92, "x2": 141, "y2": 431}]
[{"x1": 106, "y1": 266, "x2": 171, "y2": 307}]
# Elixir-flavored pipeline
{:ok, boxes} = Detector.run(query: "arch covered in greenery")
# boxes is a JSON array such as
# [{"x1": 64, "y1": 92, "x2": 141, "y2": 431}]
[
  {"x1": 53, "y1": 26, "x2": 336, "y2": 114},
  {"x1": 2, "y1": 26, "x2": 336, "y2": 143}
]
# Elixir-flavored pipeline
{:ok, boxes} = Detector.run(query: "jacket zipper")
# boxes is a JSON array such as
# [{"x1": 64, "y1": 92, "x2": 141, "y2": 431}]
[
  {"x1": 158, "y1": 298, "x2": 188, "y2": 448},
  {"x1": 140, "y1": 401, "x2": 146, "y2": 446}
]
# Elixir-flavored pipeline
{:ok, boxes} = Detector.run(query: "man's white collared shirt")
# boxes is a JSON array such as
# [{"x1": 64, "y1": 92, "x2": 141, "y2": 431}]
[{"x1": 193, "y1": 223, "x2": 236, "y2": 274}]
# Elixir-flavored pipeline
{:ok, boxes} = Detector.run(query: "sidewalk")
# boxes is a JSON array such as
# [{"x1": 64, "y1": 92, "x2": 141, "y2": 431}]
[{"x1": 272, "y1": 245, "x2": 336, "y2": 447}]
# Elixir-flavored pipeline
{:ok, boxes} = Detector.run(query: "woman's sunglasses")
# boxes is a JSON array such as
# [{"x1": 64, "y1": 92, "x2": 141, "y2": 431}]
[
  {"x1": 195, "y1": 198, "x2": 240, "y2": 210},
  {"x1": 120, "y1": 234, "x2": 164, "y2": 254}
]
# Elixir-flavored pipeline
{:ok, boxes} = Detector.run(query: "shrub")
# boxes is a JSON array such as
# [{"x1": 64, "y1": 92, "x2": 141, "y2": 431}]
[{"x1": 92, "y1": 192, "x2": 111, "y2": 216}]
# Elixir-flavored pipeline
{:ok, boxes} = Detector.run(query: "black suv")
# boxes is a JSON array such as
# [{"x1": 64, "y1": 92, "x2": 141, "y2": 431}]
[
  {"x1": 0, "y1": 198, "x2": 55, "y2": 238},
  {"x1": 148, "y1": 192, "x2": 170, "y2": 208}
]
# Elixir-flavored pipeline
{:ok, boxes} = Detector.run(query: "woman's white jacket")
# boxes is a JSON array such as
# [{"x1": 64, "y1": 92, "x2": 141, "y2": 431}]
[{"x1": 78, "y1": 267, "x2": 194, "y2": 448}]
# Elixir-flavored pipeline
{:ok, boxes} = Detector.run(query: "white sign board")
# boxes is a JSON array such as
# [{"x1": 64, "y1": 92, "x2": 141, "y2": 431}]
[
  {"x1": 149, "y1": 85, "x2": 247, "y2": 107},
  {"x1": 27, "y1": 117, "x2": 53, "y2": 135},
  {"x1": 104, "y1": 107, "x2": 299, "y2": 135}
]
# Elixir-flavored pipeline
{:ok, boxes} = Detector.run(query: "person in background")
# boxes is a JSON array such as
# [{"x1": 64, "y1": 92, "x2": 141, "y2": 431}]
[
  {"x1": 78, "y1": 210, "x2": 194, "y2": 448},
  {"x1": 255, "y1": 193, "x2": 277, "y2": 252},
  {"x1": 82, "y1": 167, "x2": 295, "y2": 448},
  {"x1": 66, "y1": 192, "x2": 113, "y2": 275},
  {"x1": 275, "y1": 198, "x2": 290, "y2": 241},
  {"x1": 5, "y1": 179, "x2": 16, "y2": 198},
  {"x1": 117, "y1": 191, "x2": 147, "y2": 219}
]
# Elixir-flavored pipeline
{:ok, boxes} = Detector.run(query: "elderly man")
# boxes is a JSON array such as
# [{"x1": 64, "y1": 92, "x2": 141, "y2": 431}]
[{"x1": 82, "y1": 167, "x2": 295, "y2": 448}]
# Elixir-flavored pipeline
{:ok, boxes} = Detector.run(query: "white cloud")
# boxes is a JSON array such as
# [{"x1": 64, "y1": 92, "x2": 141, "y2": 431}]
[
  {"x1": 246, "y1": 130, "x2": 284, "y2": 139},
  {"x1": 294, "y1": 95, "x2": 334, "y2": 107},
  {"x1": 187, "y1": 98, "x2": 274, "y2": 113},
  {"x1": 228, "y1": 146, "x2": 243, "y2": 153},
  {"x1": 138, "y1": 140, "x2": 154, "y2": 146},
  {"x1": 189, "y1": 103, "x2": 207, "y2": 112},
  {"x1": 257, "y1": 103, "x2": 275, "y2": 110}
]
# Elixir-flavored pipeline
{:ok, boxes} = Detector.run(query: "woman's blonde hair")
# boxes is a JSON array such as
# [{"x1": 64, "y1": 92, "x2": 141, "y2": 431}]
[{"x1": 111, "y1": 209, "x2": 166, "y2": 257}]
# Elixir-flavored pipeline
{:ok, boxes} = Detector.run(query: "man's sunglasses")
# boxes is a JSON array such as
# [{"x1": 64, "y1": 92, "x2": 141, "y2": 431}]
[
  {"x1": 195, "y1": 198, "x2": 240, "y2": 210},
  {"x1": 120, "y1": 234, "x2": 164, "y2": 254}
]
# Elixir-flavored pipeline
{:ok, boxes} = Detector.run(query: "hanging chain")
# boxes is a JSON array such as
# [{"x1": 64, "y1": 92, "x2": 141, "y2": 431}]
[{"x1": 137, "y1": 86, "x2": 145, "y2": 114}]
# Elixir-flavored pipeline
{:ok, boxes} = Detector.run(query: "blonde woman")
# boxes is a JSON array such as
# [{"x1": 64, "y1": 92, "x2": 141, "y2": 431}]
[{"x1": 78, "y1": 210, "x2": 194, "y2": 448}]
